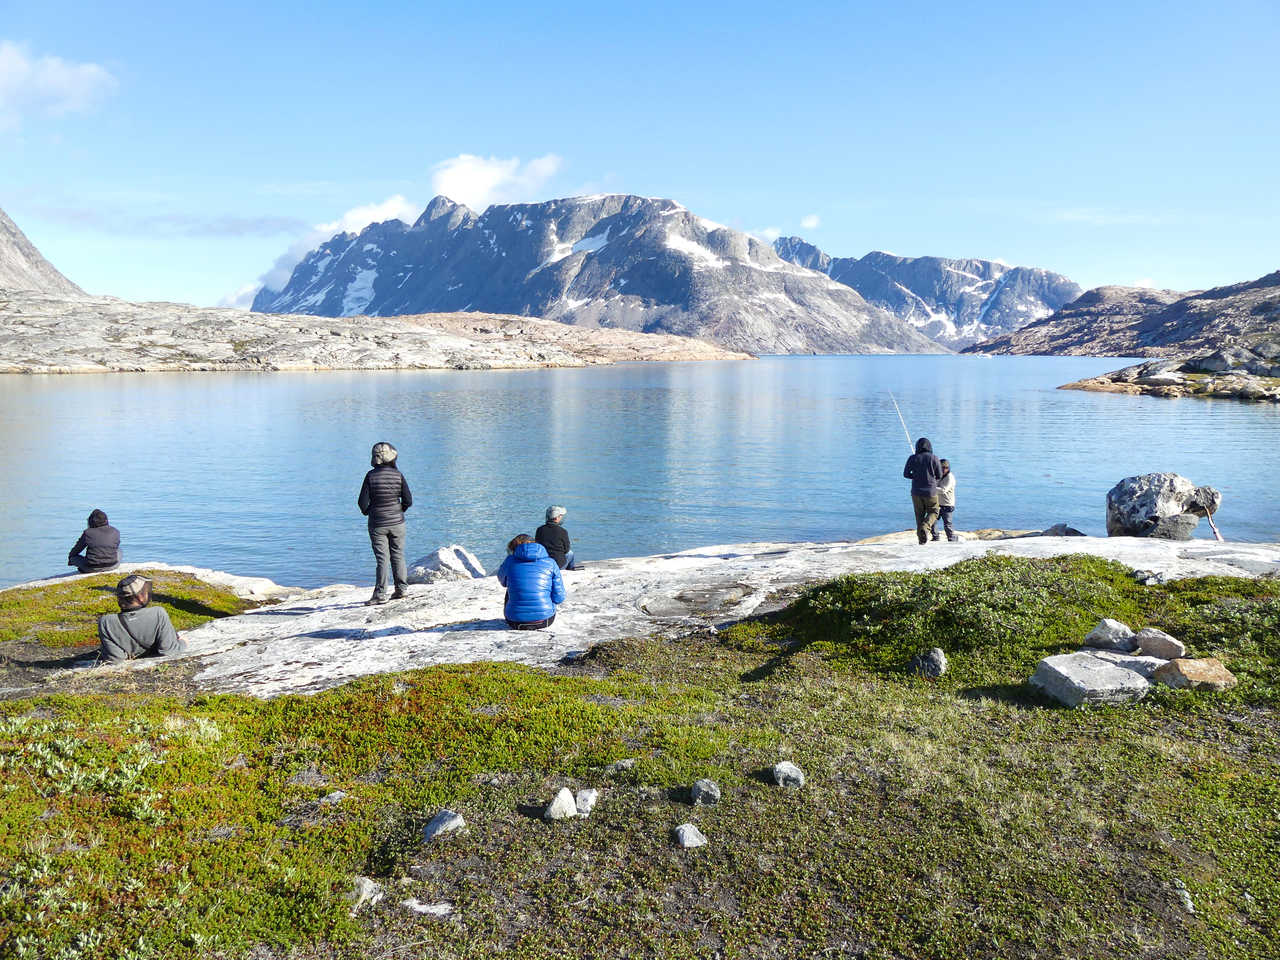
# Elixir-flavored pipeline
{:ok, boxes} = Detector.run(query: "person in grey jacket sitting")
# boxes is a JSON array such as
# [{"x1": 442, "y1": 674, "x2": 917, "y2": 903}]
[
  {"x1": 357, "y1": 441, "x2": 413, "y2": 605},
  {"x1": 98, "y1": 575, "x2": 185, "y2": 663},
  {"x1": 68, "y1": 508, "x2": 121, "y2": 573}
]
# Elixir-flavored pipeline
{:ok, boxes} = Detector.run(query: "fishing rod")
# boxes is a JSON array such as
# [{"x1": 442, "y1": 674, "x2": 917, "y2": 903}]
[{"x1": 888, "y1": 390, "x2": 914, "y2": 452}]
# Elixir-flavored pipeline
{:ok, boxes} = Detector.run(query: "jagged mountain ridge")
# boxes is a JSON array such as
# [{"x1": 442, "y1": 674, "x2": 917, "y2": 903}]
[
  {"x1": 0, "y1": 206, "x2": 84, "y2": 297},
  {"x1": 253, "y1": 195, "x2": 944, "y2": 355},
  {"x1": 772, "y1": 236, "x2": 1080, "y2": 349},
  {"x1": 966, "y1": 271, "x2": 1280, "y2": 356}
]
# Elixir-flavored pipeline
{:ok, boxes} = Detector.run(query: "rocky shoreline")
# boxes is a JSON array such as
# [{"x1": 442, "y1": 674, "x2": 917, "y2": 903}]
[
  {"x1": 0, "y1": 291, "x2": 749, "y2": 374},
  {"x1": 1060, "y1": 343, "x2": 1280, "y2": 403},
  {"x1": 10, "y1": 534, "x2": 1278, "y2": 700}
]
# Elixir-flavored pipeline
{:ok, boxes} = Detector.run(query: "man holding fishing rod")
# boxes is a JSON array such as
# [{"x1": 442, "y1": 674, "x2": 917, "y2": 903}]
[{"x1": 891, "y1": 392, "x2": 944, "y2": 545}]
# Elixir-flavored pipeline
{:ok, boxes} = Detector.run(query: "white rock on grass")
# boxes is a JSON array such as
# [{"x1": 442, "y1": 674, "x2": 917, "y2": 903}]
[
  {"x1": 320, "y1": 790, "x2": 347, "y2": 805},
  {"x1": 422, "y1": 809, "x2": 467, "y2": 841},
  {"x1": 408, "y1": 545, "x2": 487, "y2": 584},
  {"x1": 347, "y1": 876, "x2": 384, "y2": 916},
  {"x1": 575, "y1": 788, "x2": 599, "y2": 818},
  {"x1": 908, "y1": 647, "x2": 948, "y2": 679},
  {"x1": 772, "y1": 761, "x2": 806, "y2": 788},
  {"x1": 691, "y1": 778, "x2": 721, "y2": 805},
  {"x1": 1090, "y1": 650, "x2": 1169, "y2": 679},
  {"x1": 401, "y1": 899, "x2": 453, "y2": 917},
  {"x1": 674, "y1": 823, "x2": 707, "y2": 848},
  {"x1": 1135, "y1": 627, "x2": 1186, "y2": 660},
  {"x1": 1030, "y1": 652, "x2": 1150, "y2": 707},
  {"x1": 1083, "y1": 618, "x2": 1137, "y2": 651},
  {"x1": 544, "y1": 787, "x2": 577, "y2": 821}
]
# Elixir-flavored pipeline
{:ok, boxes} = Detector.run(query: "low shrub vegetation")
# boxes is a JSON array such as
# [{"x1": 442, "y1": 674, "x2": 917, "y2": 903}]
[{"x1": 0, "y1": 556, "x2": 1277, "y2": 959}]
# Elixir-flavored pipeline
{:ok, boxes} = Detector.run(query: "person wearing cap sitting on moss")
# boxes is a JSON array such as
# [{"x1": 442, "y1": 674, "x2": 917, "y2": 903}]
[
  {"x1": 535, "y1": 505, "x2": 578, "y2": 570},
  {"x1": 97, "y1": 575, "x2": 185, "y2": 663}
]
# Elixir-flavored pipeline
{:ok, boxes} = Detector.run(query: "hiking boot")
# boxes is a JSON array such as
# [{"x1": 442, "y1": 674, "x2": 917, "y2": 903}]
[
  {"x1": 391, "y1": 588, "x2": 407, "y2": 600},
  {"x1": 931, "y1": 534, "x2": 940, "y2": 541},
  {"x1": 365, "y1": 593, "x2": 389, "y2": 606}
]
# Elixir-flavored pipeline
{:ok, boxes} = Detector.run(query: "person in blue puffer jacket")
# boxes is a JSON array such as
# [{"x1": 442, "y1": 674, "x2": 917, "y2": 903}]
[{"x1": 496, "y1": 535, "x2": 565, "y2": 629}]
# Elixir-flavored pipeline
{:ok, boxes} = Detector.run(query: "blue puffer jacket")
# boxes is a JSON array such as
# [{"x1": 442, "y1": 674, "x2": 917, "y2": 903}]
[{"x1": 496, "y1": 542, "x2": 566, "y2": 623}]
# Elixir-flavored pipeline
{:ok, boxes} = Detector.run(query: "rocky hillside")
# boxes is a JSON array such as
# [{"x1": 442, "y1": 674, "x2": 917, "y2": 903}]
[
  {"x1": 967, "y1": 270, "x2": 1280, "y2": 356},
  {"x1": 252, "y1": 195, "x2": 943, "y2": 355},
  {"x1": 0, "y1": 292, "x2": 748, "y2": 373},
  {"x1": 773, "y1": 237, "x2": 1080, "y2": 349},
  {"x1": 0, "y1": 206, "x2": 84, "y2": 297}
]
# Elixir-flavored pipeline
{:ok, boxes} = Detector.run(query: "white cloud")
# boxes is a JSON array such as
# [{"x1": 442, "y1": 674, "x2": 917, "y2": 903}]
[
  {"x1": 1054, "y1": 208, "x2": 1167, "y2": 226},
  {"x1": 1133, "y1": 277, "x2": 1155, "y2": 288},
  {"x1": 249, "y1": 193, "x2": 419, "y2": 297},
  {"x1": 756, "y1": 226, "x2": 782, "y2": 242},
  {"x1": 0, "y1": 41, "x2": 117, "y2": 130},
  {"x1": 799, "y1": 214, "x2": 821, "y2": 230},
  {"x1": 218, "y1": 282, "x2": 262, "y2": 310},
  {"x1": 429, "y1": 153, "x2": 563, "y2": 210}
]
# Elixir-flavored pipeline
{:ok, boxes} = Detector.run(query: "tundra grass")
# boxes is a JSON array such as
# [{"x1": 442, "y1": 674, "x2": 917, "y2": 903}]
[
  {"x1": 0, "y1": 569, "x2": 256, "y2": 649},
  {"x1": 1, "y1": 555, "x2": 1278, "y2": 960}
]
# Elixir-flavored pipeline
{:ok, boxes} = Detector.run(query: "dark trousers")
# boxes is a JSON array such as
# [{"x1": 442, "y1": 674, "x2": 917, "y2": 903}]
[
  {"x1": 369, "y1": 522, "x2": 407, "y2": 595},
  {"x1": 931, "y1": 505, "x2": 956, "y2": 541},
  {"x1": 912, "y1": 494, "x2": 940, "y2": 544},
  {"x1": 506, "y1": 614, "x2": 556, "y2": 631},
  {"x1": 70, "y1": 556, "x2": 118, "y2": 574}
]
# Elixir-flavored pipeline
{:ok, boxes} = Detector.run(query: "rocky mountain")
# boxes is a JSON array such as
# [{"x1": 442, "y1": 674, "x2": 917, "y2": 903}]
[
  {"x1": 772, "y1": 237, "x2": 1080, "y2": 350},
  {"x1": 768, "y1": 239, "x2": 1080, "y2": 350},
  {"x1": 0, "y1": 206, "x2": 84, "y2": 297},
  {"x1": 252, "y1": 195, "x2": 943, "y2": 355},
  {"x1": 967, "y1": 271, "x2": 1280, "y2": 356}
]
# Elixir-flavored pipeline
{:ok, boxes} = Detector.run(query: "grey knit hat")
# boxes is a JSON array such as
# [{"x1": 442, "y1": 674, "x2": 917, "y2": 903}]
[
  {"x1": 370, "y1": 442, "x2": 398, "y2": 466},
  {"x1": 546, "y1": 505, "x2": 566, "y2": 522}
]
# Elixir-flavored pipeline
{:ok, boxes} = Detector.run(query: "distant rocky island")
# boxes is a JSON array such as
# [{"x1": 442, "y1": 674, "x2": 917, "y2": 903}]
[
  {"x1": 965, "y1": 269, "x2": 1280, "y2": 357},
  {"x1": 0, "y1": 205, "x2": 746, "y2": 373},
  {"x1": 1061, "y1": 344, "x2": 1280, "y2": 403}
]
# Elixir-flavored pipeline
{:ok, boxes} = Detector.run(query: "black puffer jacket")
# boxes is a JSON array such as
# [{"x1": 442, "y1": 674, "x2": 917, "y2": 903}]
[
  {"x1": 534, "y1": 522, "x2": 571, "y2": 569},
  {"x1": 358, "y1": 464, "x2": 413, "y2": 527}
]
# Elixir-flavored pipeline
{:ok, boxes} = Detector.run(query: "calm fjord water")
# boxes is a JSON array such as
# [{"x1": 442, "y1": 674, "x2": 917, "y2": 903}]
[{"x1": 2, "y1": 356, "x2": 1276, "y2": 590}]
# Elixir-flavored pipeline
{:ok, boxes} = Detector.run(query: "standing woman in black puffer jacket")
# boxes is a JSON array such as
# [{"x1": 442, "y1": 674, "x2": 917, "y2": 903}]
[{"x1": 357, "y1": 441, "x2": 413, "y2": 605}]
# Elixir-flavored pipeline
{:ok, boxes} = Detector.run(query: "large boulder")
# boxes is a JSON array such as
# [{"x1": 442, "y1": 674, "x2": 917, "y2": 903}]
[
  {"x1": 407, "y1": 544, "x2": 486, "y2": 584},
  {"x1": 1030, "y1": 652, "x2": 1150, "y2": 707},
  {"x1": 1105, "y1": 473, "x2": 1222, "y2": 540}
]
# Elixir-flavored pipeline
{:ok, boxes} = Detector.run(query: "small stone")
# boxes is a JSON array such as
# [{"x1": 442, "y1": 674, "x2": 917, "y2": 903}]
[
  {"x1": 691, "y1": 778, "x2": 721, "y2": 805},
  {"x1": 604, "y1": 758, "x2": 636, "y2": 776},
  {"x1": 347, "y1": 876, "x2": 384, "y2": 916},
  {"x1": 575, "y1": 788, "x2": 599, "y2": 818},
  {"x1": 1135, "y1": 627, "x2": 1186, "y2": 660},
  {"x1": 319, "y1": 790, "x2": 347, "y2": 805},
  {"x1": 1029, "y1": 652, "x2": 1150, "y2": 707},
  {"x1": 1090, "y1": 650, "x2": 1169, "y2": 679},
  {"x1": 422, "y1": 809, "x2": 466, "y2": 841},
  {"x1": 772, "y1": 761, "x2": 806, "y2": 788},
  {"x1": 907, "y1": 647, "x2": 948, "y2": 679},
  {"x1": 401, "y1": 899, "x2": 453, "y2": 917},
  {"x1": 1083, "y1": 618, "x2": 1137, "y2": 652},
  {"x1": 544, "y1": 787, "x2": 578, "y2": 821},
  {"x1": 674, "y1": 823, "x2": 707, "y2": 848},
  {"x1": 1173, "y1": 878, "x2": 1196, "y2": 915},
  {"x1": 1153, "y1": 658, "x2": 1238, "y2": 692}
]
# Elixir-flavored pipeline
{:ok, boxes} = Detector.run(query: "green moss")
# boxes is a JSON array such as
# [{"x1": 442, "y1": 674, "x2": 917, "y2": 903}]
[
  {"x1": 720, "y1": 554, "x2": 1280, "y2": 702},
  {"x1": 1, "y1": 556, "x2": 1278, "y2": 959},
  {"x1": 0, "y1": 570, "x2": 256, "y2": 649}
]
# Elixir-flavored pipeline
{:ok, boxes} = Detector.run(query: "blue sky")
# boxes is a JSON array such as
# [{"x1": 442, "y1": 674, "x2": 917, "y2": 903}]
[{"x1": 2, "y1": 0, "x2": 1277, "y2": 306}]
